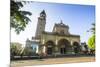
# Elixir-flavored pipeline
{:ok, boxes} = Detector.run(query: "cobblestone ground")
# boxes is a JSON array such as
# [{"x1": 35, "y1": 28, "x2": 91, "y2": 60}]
[{"x1": 10, "y1": 56, "x2": 95, "y2": 67}]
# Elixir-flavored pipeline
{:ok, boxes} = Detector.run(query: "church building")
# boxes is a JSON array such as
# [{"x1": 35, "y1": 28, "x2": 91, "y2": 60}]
[{"x1": 26, "y1": 10, "x2": 81, "y2": 56}]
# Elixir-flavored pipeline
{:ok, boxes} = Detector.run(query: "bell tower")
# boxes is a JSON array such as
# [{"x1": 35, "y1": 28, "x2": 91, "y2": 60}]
[{"x1": 35, "y1": 10, "x2": 46, "y2": 39}]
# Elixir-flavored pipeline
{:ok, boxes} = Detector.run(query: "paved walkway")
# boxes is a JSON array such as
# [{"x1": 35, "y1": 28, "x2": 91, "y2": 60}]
[{"x1": 11, "y1": 56, "x2": 95, "y2": 67}]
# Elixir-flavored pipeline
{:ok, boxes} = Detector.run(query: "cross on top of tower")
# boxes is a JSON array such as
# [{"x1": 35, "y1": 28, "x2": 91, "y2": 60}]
[{"x1": 60, "y1": 20, "x2": 63, "y2": 25}]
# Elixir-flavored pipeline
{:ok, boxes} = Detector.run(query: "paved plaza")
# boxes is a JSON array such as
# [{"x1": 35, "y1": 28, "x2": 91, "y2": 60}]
[{"x1": 11, "y1": 56, "x2": 95, "y2": 67}]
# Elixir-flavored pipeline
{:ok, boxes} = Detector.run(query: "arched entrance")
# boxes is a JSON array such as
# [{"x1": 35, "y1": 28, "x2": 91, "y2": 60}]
[
  {"x1": 46, "y1": 41, "x2": 55, "y2": 55},
  {"x1": 73, "y1": 42, "x2": 80, "y2": 54},
  {"x1": 58, "y1": 39, "x2": 71, "y2": 54}
]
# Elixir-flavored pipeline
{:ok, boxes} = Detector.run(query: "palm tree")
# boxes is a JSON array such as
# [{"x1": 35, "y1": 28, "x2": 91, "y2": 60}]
[
  {"x1": 87, "y1": 23, "x2": 95, "y2": 34},
  {"x1": 10, "y1": 0, "x2": 32, "y2": 34}
]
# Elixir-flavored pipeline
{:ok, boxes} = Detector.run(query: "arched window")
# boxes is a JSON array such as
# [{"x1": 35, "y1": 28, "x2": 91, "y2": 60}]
[
  {"x1": 58, "y1": 39, "x2": 71, "y2": 54},
  {"x1": 73, "y1": 42, "x2": 80, "y2": 54},
  {"x1": 45, "y1": 41, "x2": 55, "y2": 55}
]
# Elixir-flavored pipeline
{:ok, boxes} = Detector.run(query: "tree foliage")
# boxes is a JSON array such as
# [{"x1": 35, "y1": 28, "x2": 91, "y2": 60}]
[
  {"x1": 10, "y1": 0, "x2": 32, "y2": 34},
  {"x1": 87, "y1": 23, "x2": 95, "y2": 50},
  {"x1": 10, "y1": 42, "x2": 37, "y2": 57},
  {"x1": 88, "y1": 35, "x2": 95, "y2": 50},
  {"x1": 87, "y1": 23, "x2": 95, "y2": 34},
  {"x1": 10, "y1": 42, "x2": 23, "y2": 56}
]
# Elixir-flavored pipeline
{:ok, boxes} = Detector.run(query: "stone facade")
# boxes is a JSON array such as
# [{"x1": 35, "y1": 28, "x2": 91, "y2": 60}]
[{"x1": 26, "y1": 10, "x2": 80, "y2": 56}]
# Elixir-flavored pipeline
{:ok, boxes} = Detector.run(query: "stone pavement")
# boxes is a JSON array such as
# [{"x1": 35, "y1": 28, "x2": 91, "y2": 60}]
[{"x1": 11, "y1": 56, "x2": 95, "y2": 67}]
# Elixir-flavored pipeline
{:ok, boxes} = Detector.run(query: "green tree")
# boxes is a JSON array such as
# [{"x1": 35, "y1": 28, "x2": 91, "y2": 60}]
[
  {"x1": 10, "y1": 0, "x2": 32, "y2": 34},
  {"x1": 87, "y1": 23, "x2": 95, "y2": 50},
  {"x1": 10, "y1": 42, "x2": 23, "y2": 57},
  {"x1": 88, "y1": 35, "x2": 95, "y2": 50}
]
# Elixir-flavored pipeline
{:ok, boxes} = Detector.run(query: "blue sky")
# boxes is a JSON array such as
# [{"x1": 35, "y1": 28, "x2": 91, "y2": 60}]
[{"x1": 11, "y1": 2, "x2": 95, "y2": 45}]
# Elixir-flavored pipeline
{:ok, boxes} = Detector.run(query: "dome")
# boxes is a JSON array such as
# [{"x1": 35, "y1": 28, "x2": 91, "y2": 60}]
[{"x1": 40, "y1": 10, "x2": 46, "y2": 15}]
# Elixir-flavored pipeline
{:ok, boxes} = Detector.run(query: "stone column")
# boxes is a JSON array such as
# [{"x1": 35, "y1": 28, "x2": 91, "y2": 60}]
[
  {"x1": 55, "y1": 45, "x2": 58, "y2": 52},
  {"x1": 55, "y1": 39, "x2": 58, "y2": 52},
  {"x1": 38, "y1": 45, "x2": 45, "y2": 57},
  {"x1": 42, "y1": 45, "x2": 47, "y2": 56},
  {"x1": 41, "y1": 39, "x2": 47, "y2": 56},
  {"x1": 71, "y1": 41, "x2": 74, "y2": 54},
  {"x1": 38, "y1": 45, "x2": 42, "y2": 55},
  {"x1": 55, "y1": 39, "x2": 60, "y2": 56},
  {"x1": 36, "y1": 45, "x2": 39, "y2": 53}
]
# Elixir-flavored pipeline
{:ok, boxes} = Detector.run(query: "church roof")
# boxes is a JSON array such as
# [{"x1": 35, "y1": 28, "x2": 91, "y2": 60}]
[
  {"x1": 54, "y1": 20, "x2": 69, "y2": 28},
  {"x1": 42, "y1": 31, "x2": 80, "y2": 37}
]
